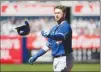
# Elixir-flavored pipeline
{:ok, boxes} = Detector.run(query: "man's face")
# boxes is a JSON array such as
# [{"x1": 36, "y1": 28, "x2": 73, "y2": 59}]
[{"x1": 54, "y1": 8, "x2": 65, "y2": 22}]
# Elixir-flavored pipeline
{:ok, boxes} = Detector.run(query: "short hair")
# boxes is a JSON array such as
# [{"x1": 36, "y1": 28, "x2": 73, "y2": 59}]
[{"x1": 54, "y1": 5, "x2": 67, "y2": 14}]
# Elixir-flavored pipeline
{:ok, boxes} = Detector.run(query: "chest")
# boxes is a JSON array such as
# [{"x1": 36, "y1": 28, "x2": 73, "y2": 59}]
[{"x1": 50, "y1": 25, "x2": 60, "y2": 35}]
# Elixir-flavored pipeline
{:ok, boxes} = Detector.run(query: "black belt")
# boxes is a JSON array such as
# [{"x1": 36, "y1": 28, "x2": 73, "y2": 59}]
[{"x1": 53, "y1": 54, "x2": 66, "y2": 58}]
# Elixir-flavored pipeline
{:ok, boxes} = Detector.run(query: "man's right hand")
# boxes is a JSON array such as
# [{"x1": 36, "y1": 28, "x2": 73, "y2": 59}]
[
  {"x1": 28, "y1": 49, "x2": 46, "y2": 65},
  {"x1": 28, "y1": 55, "x2": 37, "y2": 65}
]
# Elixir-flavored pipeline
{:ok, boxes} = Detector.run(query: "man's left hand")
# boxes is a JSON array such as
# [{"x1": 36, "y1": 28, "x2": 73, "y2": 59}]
[{"x1": 41, "y1": 31, "x2": 50, "y2": 37}]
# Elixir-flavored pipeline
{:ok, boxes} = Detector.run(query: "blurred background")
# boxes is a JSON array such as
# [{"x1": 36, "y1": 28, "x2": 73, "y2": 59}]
[{"x1": 0, "y1": 0, "x2": 100, "y2": 72}]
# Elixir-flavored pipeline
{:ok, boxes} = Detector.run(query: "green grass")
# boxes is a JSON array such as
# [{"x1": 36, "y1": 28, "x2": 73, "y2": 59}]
[{"x1": 1, "y1": 63, "x2": 100, "y2": 72}]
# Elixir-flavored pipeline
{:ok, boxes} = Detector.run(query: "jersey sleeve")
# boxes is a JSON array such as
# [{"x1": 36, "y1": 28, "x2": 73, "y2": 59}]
[
  {"x1": 42, "y1": 44, "x2": 50, "y2": 51},
  {"x1": 46, "y1": 38, "x2": 52, "y2": 48},
  {"x1": 53, "y1": 25, "x2": 72, "y2": 40}
]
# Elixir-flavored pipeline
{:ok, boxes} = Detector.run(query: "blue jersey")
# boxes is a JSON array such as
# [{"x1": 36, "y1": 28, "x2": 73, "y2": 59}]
[{"x1": 46, "y1": 21, "x2": 73, "y2": 56}]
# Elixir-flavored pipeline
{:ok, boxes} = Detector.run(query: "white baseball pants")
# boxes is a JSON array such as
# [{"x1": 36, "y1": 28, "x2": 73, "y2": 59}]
[{"x1": 53, "y1": 53, "x2": 74, "y2": 72}]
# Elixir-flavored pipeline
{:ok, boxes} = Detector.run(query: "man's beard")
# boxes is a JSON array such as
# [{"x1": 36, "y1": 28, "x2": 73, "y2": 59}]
[{"x1": 56, "y1": 17, "x2": 64, "y2": 24}]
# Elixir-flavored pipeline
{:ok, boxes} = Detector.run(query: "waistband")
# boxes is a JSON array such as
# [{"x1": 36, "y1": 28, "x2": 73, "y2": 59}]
[
  {"x1": 53, "y1": 52, "x2": 73, "y2": 58},
  {"x1": 53, "y1": 54, "x2": 66, "y2": 58}
]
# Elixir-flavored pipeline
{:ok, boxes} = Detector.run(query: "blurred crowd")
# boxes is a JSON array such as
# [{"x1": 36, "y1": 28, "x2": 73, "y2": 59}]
[
  {"x1": 0, "y1": 17, "x2": 56, "y2": 36},
  {"x1": 0, "y1": 16, "x2": 100, "y2": 36},
  {"x1": 71, "y1": 17, "x2": 100, "y2": 36}
]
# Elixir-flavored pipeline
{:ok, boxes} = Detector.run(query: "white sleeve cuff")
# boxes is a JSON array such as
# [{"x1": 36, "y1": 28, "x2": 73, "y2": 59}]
[{"x1": 42, "y1": 44, "x2": 50, "y2": 51}]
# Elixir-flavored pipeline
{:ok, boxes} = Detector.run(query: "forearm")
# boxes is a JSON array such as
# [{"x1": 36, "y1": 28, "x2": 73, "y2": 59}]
[
  {"x1": 28, "y1": 48, "x2": 47, "y2": 65},
  {"x1": 50, "y1": 33, "x2": 65, "y2": 40},
  {"x1": 41, "y1": 31, "x2": 66, "y2": 40},
  {"x1": 33, "y1": 49, "x2": 46, "y2": 58}
]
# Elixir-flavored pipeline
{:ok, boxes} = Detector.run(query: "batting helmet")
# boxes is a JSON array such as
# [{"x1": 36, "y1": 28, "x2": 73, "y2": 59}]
[{"x1": 15, "y1": 21, "x2": 30, "y2": 36}]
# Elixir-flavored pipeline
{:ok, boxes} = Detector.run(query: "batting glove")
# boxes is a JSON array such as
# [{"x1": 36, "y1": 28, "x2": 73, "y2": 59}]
[
  {"x1": 28, "y1": 49, "x2": 46, "y2": 65},
  {"x1": 28, "y1": 55, "x2": 37, "y2": 65},
  {"x1": 41, "y1": 31, "x2": 53, "y2": 38},
  {"x1": 41, "y1": 31, "x2": 50, "y2": 37}
]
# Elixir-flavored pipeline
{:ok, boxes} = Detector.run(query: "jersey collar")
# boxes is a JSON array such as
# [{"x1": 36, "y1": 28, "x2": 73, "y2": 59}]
[{"x1": 60, "y1": 21, "x2": 67, "y2": 25}]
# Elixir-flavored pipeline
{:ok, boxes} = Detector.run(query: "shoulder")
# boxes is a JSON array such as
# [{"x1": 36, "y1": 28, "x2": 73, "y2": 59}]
[
  {"x1": 60, "y1": 21, "x2": 72, "y2": 31},
  {"x1": 61, "y1": 21, "x2": 71, "y2": 28}
]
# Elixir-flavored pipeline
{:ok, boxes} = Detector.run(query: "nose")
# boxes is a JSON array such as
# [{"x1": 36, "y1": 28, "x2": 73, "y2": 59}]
[
  {"x1": 56, "y1": 15, "x2": 58, "y2": 18},
  {"x1": 55, "y1": 13, "x2": 58, "y2": 17}
]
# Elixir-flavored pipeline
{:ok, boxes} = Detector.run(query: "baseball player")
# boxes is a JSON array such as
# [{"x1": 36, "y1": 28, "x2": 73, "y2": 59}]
[{"x1": 28, "y1": 5, "x2": 74, "y2": 72}]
